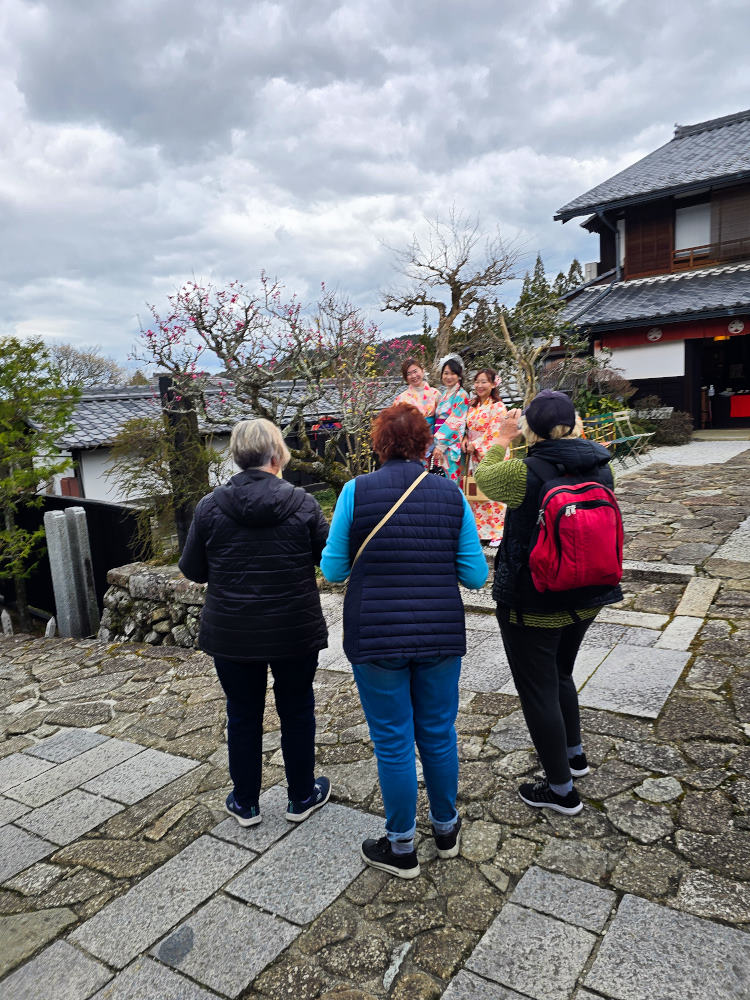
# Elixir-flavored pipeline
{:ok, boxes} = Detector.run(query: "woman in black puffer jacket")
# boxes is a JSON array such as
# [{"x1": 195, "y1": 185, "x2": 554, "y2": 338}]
[{"x1": 179, "y1": 418, "x2": 331, "y2": 828}]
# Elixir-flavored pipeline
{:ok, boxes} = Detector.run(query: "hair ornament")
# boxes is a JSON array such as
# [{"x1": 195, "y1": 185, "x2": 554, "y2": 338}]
[{"x1": 437, "y1": 352, "x2": 464, "y2": 373}]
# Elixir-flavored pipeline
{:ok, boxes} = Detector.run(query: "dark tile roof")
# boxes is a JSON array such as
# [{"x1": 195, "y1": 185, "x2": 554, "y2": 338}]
[
  {"x1": 60, "y1": 379, "x2": 402, "y2": 449},
  {"x1": 556, "y1": 109, "x2": 750, "y2": 221},
  {"x1": 563, "y1": 262, "x2": 750, "y2": 331}
]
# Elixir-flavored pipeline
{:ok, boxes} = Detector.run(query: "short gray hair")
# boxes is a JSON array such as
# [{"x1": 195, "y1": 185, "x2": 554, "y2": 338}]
[
  {"x1": 519, "y1": 414, "x2": 583, "y2": 447},
  {"x1": 230, "y1": 418, "x2": 291, "y2": 470}
]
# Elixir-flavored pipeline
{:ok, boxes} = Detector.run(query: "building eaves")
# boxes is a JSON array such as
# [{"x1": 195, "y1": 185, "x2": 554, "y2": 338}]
[
  {"x1": 555, "y1": 109, "x2": 750, "y2": 222},
  {"x1": 562, "y1": 262, "x2": 750, "y2": 332},
  {"x1": 58, "y1": 378, "x2": 403, "y2": 450}
]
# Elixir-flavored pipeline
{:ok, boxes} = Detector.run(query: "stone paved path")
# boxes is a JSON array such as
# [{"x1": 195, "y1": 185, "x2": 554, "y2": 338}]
[{"x1": 1, "y1": 447, "x2": 750, "y2": 999}]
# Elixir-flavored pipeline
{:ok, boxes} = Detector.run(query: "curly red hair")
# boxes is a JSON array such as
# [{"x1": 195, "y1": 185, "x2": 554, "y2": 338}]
[{"x1": 371, "y1": 403, "x2": 432, "y2": 462}]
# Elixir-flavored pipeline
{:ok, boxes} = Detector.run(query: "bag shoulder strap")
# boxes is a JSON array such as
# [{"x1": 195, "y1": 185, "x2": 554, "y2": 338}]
[
  {"x1": 524, "y1": 455, "x2": 566, "y2": 485},
  {"x1": 351, "y1": 470, "x2": 428, "y2": 568}
]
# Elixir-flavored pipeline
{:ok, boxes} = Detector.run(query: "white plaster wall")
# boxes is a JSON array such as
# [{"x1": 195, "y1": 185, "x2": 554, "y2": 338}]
[
  {"x1": 78, "y1": 449, "x2": 127, "y2": 502},
  {"x1": 207, "y1": 435, "x2": 236, "y2": 484},
  {"x1": 79, "y1": 435, "x2": 235, "y2": 502},
  {"x1": 607, "y1": 340, "x2": 685, "y2": 380}
]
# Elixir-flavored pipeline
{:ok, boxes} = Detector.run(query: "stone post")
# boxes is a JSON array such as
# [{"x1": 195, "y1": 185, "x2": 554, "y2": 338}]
[
  {"x1": 65, "y1": 507, "x2": 100, "y2": 636},
  {"x1": 44, "y1": 510, "x2": 83, "y2": 638}
]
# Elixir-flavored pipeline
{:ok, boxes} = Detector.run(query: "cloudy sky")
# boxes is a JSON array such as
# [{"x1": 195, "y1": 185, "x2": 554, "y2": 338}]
[{"x1": 2, "y1": 0, "x2": 748, "y2": 366}]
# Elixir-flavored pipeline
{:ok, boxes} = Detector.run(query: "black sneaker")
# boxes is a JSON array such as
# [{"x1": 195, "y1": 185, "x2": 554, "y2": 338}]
[
  {"x1": 286, "y1": 776, "x2": 331, "y2": 823},
  {"x1": 518, "y1": 779, "x2": 583, "y2": 816},
  {"x1": 225, "y1": 792, "x2": 261, "y2": 827},
  {"x1": 568, "y1": 753, "x2": 590, "y2": 778},
  {"x1": 360, "y1": 837, "x2": 420, "y2": 879},
  {"x1": 432, "y1": 815, "x2": 462, "y2": 859}
]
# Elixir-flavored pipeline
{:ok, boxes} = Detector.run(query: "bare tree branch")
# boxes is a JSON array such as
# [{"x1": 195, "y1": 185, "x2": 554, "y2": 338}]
[{"x1": 382, "y1": 208, "x2": 518, "y2": 367}]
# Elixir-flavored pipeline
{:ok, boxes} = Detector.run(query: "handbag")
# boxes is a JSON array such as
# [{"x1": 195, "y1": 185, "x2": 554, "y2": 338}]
[
  {"x1": 351, "y1": 470, "x2": 428, "y2": 567},
  {"x1": 462, "y1": 454, "x2": 489, "y2": 503}
]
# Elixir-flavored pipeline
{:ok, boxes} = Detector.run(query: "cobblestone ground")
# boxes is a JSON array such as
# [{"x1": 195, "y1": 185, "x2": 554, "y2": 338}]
[{"x1": 1, "y1": 444, "x2": 750, "y2": 999}]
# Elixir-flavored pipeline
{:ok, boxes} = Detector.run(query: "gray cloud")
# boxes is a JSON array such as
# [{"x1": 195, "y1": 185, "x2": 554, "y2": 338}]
[{"x1": 1, "y1": 0, "x2": 749, "y2": 360}]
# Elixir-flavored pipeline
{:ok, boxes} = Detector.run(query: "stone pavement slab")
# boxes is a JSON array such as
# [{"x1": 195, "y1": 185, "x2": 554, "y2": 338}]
[
  {"x1": 82, "y1": 747, "x2": 199, "y2": 804},
  {"x1": 226, "y1": 802, "x2": 381, "y2": 924},
  {"x1": 466, "y1": 903, "x2": 597, "y2": 1000},
  {"x1": 316, "y1": 624, "x2": 348, "y2": 672},
  {"x1": 712, "y1": 514, "x2": 750, "y2": 562},
  {"x1": 620, "y1": 439, "x2": 750, "y2": 472},
  {"x1": 70, "y1": 835, "x2": 252, "y2": 968},
  {"x1": 511, "y1": 866, "x2": 616, "y2": 933},
  {"x1": 0, "y1": 824, "x2": 54, "y2": 882},
  {"x1": 584, "y1": 894, "x2": 750, "y2": 1000},
  {"x1": 15, "y1": 788, "x2": 124, "y2": 845},
  {"x1": 0, "y1": 940, "x2": 111, "y2": 1000},
  {"x1": 90, "y1": 956, "x2": 218, "y2": 1000},
  {"x1": 152, "y1": 893, "x2": 300, "y2": 997},
  {"x1": 499, "y1": 646, "x2": 611, "y2": 697},
  {"x1": 465, "y1": 612, "x2": 500, "y2": 631},
  {"x1": 622, "y1": 559, "x2": 695, "y2": 581},
  {"x1": 0, "y1": 753, "x2": 54, "y2": 793},
  {"x1": 460, "y1": 632, "x2": 511, "y2": 692},
  {"x1": 0, "y1": 907, "x2": 78, "y2": 978},
  {"x1": 0, "y1": 795, "x2": 30, "y2": 827},
  {"x1": 598, "y1": 609, "x2": 670, "y2": 629},
  {"x1": 616, "y1": 626, "x2": 660, "y2": 647},
  {"x1": 24, "y1": 728, "x2": 109, "y2": 763},
  {"x1": 4, "y1": 739, "x2": 143, "y2": 807},
  {"x1": 655, "y1": 615, "x2": 703, "y2": 650},
  {"x1": 442, "y1": 969, "x2": 528, "y2": 998},
  {"x1": 675, "y1": 576, "x2": 721, "y2": 617},
  {"x1": 210, "y1": 783, "x2": 288, "y2": 854},
  {"x1": 488, "y1": 710, "x2": 532, "y2": 752},
  {"x1": 578, "y1": 646, "x2": 690, "y2": 718}
]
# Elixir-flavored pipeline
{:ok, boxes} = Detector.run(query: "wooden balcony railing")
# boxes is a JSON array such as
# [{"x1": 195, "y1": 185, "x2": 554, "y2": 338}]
[{"x1": 672, "y1": 236, "x2": 750, "y2": 270}]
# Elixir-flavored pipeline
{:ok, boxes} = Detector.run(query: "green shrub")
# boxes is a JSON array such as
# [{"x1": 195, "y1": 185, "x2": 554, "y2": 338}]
[{"x1": 637, "y1": 410, "x2": 694, "y2": 446}]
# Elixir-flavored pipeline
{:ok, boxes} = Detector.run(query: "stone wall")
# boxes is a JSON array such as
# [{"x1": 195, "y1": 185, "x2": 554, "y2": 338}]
[{"x1": 98, "y1": 563, "x2": 206, "y2": 647}]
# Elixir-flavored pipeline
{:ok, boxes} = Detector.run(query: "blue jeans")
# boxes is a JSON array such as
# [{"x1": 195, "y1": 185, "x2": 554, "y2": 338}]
[
  {"x1": 352, "y1": 655, "x2": 461, "y2": 842},
  {"x1": 214, "y1": 653, "x2": 318, "y2": 807}
]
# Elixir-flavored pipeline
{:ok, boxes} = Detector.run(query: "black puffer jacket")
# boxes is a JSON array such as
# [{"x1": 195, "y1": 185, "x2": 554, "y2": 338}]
[{"x1": 179, "y1": 469, "x2": 329, "y2": 661}]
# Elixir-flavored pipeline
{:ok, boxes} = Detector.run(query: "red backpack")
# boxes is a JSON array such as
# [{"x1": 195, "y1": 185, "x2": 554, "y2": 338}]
[{"x1": 525, "y1": 456, "x2": 624, "y2": 593}]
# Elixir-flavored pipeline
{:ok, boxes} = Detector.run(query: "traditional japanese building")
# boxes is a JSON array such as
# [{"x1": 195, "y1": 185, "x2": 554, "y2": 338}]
[{"x1": 557, "y1": 108, "x2": 750, "y2": 427}]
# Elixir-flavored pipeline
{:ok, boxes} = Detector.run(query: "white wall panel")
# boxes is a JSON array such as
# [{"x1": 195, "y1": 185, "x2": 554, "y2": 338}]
[{"x1": 609, "y1": 340, "x2": 685, "y2": 380}]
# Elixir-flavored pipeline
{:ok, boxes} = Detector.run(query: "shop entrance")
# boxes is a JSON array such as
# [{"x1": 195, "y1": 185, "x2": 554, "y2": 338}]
[{"x1": 695, "y1": 333, "x2": 750, "y2": 427}]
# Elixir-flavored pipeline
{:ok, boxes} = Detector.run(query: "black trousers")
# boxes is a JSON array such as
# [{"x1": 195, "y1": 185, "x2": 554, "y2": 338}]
[
  {"x1": 496, "y1": 610, "x2": 594, "y2": 785},
  {"x1": 213, "y1": 653, "x2": 318, "y2": 808}
]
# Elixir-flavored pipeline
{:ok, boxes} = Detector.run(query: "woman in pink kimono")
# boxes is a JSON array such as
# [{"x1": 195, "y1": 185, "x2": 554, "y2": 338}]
[
  {"x1": 394, "y1": 357, "x2": 440, "y2": 435},
  {"x1": 432, "y1": 355, "x2": 470, "y2": 482},
  {"x1": 463, "y1": 368, "x2": 508, "y2": 546}
]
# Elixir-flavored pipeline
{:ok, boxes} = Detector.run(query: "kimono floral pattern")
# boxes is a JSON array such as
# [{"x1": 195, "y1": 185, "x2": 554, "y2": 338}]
[
  {"x1": 394, "y1": 384, "x2": 440, "y2": 434},
  {"x1": 466, "y1": 398, "x2": 508, "y2": 540},
  {"x1": 433, "y1": 386, "x2": 470, "y2": 481}
]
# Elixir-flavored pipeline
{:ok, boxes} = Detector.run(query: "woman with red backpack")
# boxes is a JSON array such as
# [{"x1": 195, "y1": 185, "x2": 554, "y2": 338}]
[{"x1": 475, "y1": 390, "x2": 623, "y2": 816}]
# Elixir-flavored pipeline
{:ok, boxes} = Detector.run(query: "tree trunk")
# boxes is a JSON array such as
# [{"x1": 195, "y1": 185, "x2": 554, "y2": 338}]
[
  {"x1": 433, "y1": 316, "x2": 454, "y2": 369},
  {"x1": 2, "y1": 504, "x2": 31, "y2": 632},
  {"x1": 13, "y1": 574, "x2": 31, "y2": 633},
  {"x1": 159, "y1": 377, "x2": 210, "y2": 553}
]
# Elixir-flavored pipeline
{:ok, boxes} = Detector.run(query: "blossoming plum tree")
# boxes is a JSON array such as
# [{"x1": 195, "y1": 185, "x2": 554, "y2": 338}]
[{"x1": 132, "y1": 277, "x2": 395, "y2": 500}]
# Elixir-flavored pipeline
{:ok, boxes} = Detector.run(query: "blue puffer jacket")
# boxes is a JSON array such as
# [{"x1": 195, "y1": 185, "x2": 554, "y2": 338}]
[
  {"x1": 341, "y1": 461, "x2": 468, "y2": 662},
  {"x1": 179, "y1": 469, "x2": 328, "y2": 661}
]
